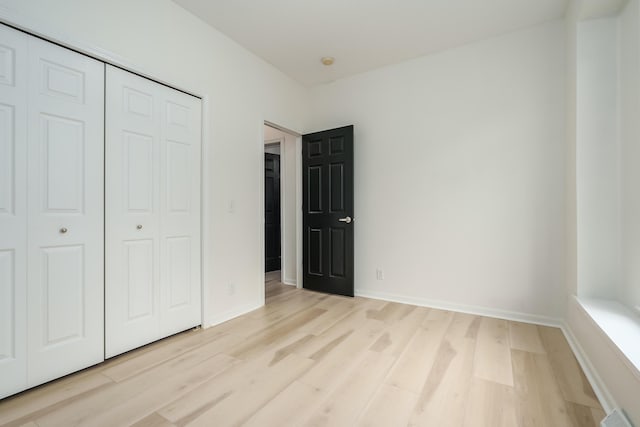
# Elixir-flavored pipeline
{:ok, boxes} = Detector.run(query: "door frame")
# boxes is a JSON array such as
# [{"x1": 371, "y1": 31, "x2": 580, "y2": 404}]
[
  {"x1": 261, "y1": 121, "x2": 304, "y2": 305},
  {"x1": 0, "y1": 11, "x2": 213, "y2": 327}
]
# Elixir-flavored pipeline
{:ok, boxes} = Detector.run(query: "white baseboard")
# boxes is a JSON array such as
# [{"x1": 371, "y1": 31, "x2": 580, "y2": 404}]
[
  {"x1": 561, "y1": 321, "x2": 616, "y2": 414},
  {"x1": 203, "y1": 301, "x2": 263, "y2": 329},
  {"x1": 282, "y1": 279, "x2": 297, "y2": 286},
  {"x1": 354, "y1": 288, "x2": 562, "y2": 327}
]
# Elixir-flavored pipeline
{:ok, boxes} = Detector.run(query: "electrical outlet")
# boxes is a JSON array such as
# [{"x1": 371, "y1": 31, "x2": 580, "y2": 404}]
[
  {"x1": 228, "y1": 282, "x2": 236, "y2": 295},
  {"x1": 376, "y1": 269, "x2": 384, "y2": 280}
]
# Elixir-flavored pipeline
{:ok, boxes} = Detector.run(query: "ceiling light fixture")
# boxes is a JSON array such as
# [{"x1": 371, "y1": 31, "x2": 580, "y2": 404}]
[{"x1": 321, "y1": 57, "x2": 334, "y2": 66}]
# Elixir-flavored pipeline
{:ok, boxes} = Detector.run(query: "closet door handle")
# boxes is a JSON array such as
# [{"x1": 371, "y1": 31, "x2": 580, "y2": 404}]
[
  {"x1": 59, "y1": 227, "x2": 68, "y2": 234},
  {"x1": 136, "y1": 224, "x2": 143, "y2": 230}
]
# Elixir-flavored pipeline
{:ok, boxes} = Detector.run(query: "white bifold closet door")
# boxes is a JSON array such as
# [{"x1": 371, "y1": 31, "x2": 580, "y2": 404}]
[
  {"x1": 105, "y1": 65, "x2": 202, "y2": 358},
  {"x1": 0, "y1": 24, "x2": 29, "y2": 399},
  {"x1": 0, "y1": 24, "x2": 105, "y2": 398}
]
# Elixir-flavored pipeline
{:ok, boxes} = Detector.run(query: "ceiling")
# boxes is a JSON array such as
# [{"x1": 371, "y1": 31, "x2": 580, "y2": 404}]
[{"x1": 173, "y1": 0, "x2": 569, "y2": 87}]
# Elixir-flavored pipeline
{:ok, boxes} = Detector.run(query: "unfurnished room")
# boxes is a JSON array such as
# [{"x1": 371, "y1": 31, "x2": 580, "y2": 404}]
[{"x1": 0, "y1": 0, "x2": 639, "y2": 426}]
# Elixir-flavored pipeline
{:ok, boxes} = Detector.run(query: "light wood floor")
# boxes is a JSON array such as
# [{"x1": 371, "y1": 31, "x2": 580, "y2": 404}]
[{"x1": 0, "y1": 273, "x2": 605, "y2": 427}]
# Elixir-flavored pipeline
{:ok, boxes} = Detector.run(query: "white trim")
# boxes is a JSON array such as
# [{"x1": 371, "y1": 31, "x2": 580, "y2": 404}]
[
  {"x1": 279, "y1": 139, "x2": 287, "y2": 287},
  {"x1": 296, "y1": 135, "x2": 303, "y2": 290},
  {"x1": 560, "y1": 321, "x2": 616, "y2": 414},
  {"x1": 204, "y1": 301, "x2": 264, "y2": 329},
  {"x1": 354, "y1": 289, "x2": 562, "y2": 327},
  {"x1": 200, "y1": 94, "x2": 212, "y2": 328},
  {"x1": 265, "y1": 121, "x2": 302, "y2": 137},
  {"x1": 0, "y1": 10, "x2": 213, "y2": 330},
  {"x1": 259, "y1": 123, "x2": 266, "y2": 307},
  {"x1": 574, "y1": 297, "x2": 640, "y2": 380},
  {"x1": 282, "y1": 280, "x2": 297, "y2": 286}
]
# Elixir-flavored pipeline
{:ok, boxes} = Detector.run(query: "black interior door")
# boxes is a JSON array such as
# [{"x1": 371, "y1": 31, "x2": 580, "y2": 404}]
[
  {"x1": 303, "y1": 125, "x2": 354, "y2": 297},
  {"x1": 265, "y1": 153, "x2": 281, "y2": 272}
]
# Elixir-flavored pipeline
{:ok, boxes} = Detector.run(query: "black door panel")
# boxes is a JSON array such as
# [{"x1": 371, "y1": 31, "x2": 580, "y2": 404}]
[
  {"x1": 265, "y1": 153, "x2": 281, "y2": 272},
  {"x1": 303, "y1": 126, "x2": 354, "y2": 297}
]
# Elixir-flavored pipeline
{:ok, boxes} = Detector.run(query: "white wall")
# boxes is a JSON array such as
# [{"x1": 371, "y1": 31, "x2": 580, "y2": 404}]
[
  {"x1": 264, "y1": 125, "x2": 298, "y2": 285},
  {"x1": 576, "y1": 18, "x2": 621, "y2": 299},
  {"x1": 307, "y1": 21, "x2": 566, "y2": 321},
  {"x1": 0, "y1": 0, "x2": 309, "y2": 326},
  {"x1": 620, "y1": 0, "x2": 640, "y2": 311}
]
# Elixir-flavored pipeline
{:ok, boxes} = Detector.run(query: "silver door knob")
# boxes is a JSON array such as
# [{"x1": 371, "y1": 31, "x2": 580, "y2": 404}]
[
  {"x1": 136, "y1": 224, "x2": 143, "y2": 230},
  {"x1": 338, "y1": 216, "x2": 352, "y2": 224},
  {"x1": 59, "y1": 227, "x2": 68, "y2": 234}
]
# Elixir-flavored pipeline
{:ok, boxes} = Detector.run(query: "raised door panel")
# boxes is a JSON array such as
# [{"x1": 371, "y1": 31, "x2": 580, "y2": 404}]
[
  {"x1": 0, "y1": 24, "x2": 28, "y2": 399},
  {"x1": 27, "y1": 37, "x2": 104, "y2": 386},
  {"x1": 39, "y1": 246, "x2": 85, "y2": 345},
  {"x1": 159, "y1": 88, "x2": 201, "y2": 336},
  {"x1": 40, "y1": 114, "x2": 85, "y2": 212},
  {"x1": 105, "y1": 65, "x2": 162, "y2": 358}
]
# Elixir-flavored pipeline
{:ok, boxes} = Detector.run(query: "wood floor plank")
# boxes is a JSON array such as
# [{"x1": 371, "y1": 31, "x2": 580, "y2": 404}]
[
  {"x1": 408, "y1": 312, "x2": 477, "y2": 427},
  {"x1": 102, "y1": 331, "x2": 242, "y2": 382},
  {"x1": 0, "y1": 370, "x2": 113, "y2": 426},
  {"x1": 367, "y1": 301, "x2": 415, "y2": 324},
  {"x1": 183, "y1": 354, "x2": 314, "y2": 427},
  {"x1": 590, "y1": 407, "x2": 607, "y2": 425},
  {"x1": 292, "y1": 302, "x2": 386, "y2": 361},
  {"x1": 156, "y1": 338, "x2": 314, "y2": 425},
  {"x1": 75, "y1": 354, "x2": 237, "y2": 427},
  {"x1": 297, "y1": 327, "x2": 383, "y2": 392},
  {"x1": 509, "y1": 321, "x2": 546, "y2": 354},
  {"x1": 463, "y1": 378, "x2": 518, "y2": 427},
  {"x1": 227, "y1": 307, "x2": 326, "y2": 360},
  {"x1": 130, "y1": 412, "x2": 177, "y2": 427},
  {"x1": 473, "y1": 317, "x2": 514, "y2": 386},
  {"x1": 538, "y1": 326, "x2": 601, "y2": 408},
  {"x1": 243, "y1": 381, "x2": 326, "y2": 427},
  {"x1": 298, "y1": 298, "x2": 356, "y2": 336},
  {"x1": 511, "y1": 349, "x2": 574, "y2": 427},
  {"x1": 300, "y1": 350, "x2": 396, "y2": 427},
  {"x1": 385, "y1": 309, "x2": 454, "y2": 393},
  {"x1": 29, "y1": 332, "x2": 240, "y2": 425},
  {"x1": 369, "y1": 306, "x2": 429, "y2": 357},
  {"x1": 565, "y1": 402, "x2": 605, "y2": 427},
  {"x1": 35, "y1": 351, "x2": 239, "y2": 427},
  {"x1": 356, "y1": 384, "x2": 418, "y2": 427}
]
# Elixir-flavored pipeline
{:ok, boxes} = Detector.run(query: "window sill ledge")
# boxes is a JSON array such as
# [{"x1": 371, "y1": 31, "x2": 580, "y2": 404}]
[{"x1": 577, "y1": 297, "x2": 640, "y2": 377}]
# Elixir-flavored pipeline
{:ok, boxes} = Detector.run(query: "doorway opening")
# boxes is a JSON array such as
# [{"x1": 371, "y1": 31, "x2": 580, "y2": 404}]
[{"x1": 263, "y1": 123, "x2": 300, "y2": 302}]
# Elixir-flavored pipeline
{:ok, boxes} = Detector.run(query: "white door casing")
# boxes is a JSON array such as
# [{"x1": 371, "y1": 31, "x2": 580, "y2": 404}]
[
  {"x1": 0, "y1": 24, "x2": 28, "y2": 399},
  {"x1": 105, "y1": 65, "x2": 201, "y2": 358},
  {"x1": 25, "y1": 36, "x2": 105, "y2": 386}
]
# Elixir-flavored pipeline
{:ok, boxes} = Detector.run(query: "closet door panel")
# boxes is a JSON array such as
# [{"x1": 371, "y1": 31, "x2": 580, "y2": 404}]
[
  {"x1": 105, "y1": 66, "x2": 161, "y2": 358},
  {"x1": 160, "y1": 89, "x2": 201, "y2": 336},
  {"x1": 106, "y1": 66, "x2": 201, "y2": 357},
  {"x1": 0, "y1": 25, "x2": 28, "y2": 399},
  {"x1": 26, "y1": 37, "x2": 104, "y2": 386}
]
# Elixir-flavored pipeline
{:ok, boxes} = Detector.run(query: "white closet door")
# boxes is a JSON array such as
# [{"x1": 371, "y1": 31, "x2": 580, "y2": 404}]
[
  {"x1": 26, "y1": 37, "x2": 105, "y2": 386},
  {"x1": 0, "y1": 25, "x2": 28, "y2": 399},
  {"x1": 105, "y1": 66, "x2": 162, "y2": 357},
  {"x1": 159, "y1": 81, "x2": 202, "y2": 337},
  {"x1": 105, "y1": 65, "x2": 201, "y2": 357}
]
